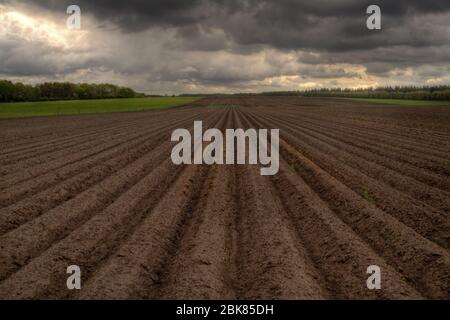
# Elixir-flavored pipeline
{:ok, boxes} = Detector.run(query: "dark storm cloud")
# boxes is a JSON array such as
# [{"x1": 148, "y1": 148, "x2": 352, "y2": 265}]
[
  {"x1": 1, "y1": 0, "x2": 449, "y2": 92},
  {"x1": 0, "y1": 37, "x2": 105, "y2": 77},
  {"x1": 15, "y1": 0, "x2": 450, "y2": 51}
]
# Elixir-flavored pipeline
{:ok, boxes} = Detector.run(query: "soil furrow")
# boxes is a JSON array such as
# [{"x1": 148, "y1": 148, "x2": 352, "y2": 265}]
[
  {"x1": 256, "y1": 111, "x2": 450, "y2": 191},
  {"x1": 269, "y1": 99, "x2": 450, "y2": 147},
  {"x1": 232, "y1": 108, "x2": 328, "y2": 299},
  {"x1": 0, "y1": 159, "x2": 184, "y2": 299},
  {"x1": 243, "y1": 110, "x2": 450, "y2": 248},
  {"x1": 260, "y1": 108, "x2": 450, "y2": 172},
  {"x1": 0, "y1": 108, "x2": 227, "y2": 299},
  {"x1": 279, "y1": 139, "x2": 450, "y2": 299},
  {"x1": 1, "y1": 97, "x2": 448, "y2": 300},
  {"x1": 272, "y1": 159, "x2": 423, "y2": 299},
  {"x1": 0, "y1": 112, "x2": 207, "y2": 190},
  {"x1": 0, "y1": 112, "x2": 214, "y2": 206},
  {"x1": 77, "y1": 164, "x2": 210, "y2": 299},
  {"x1": 0, "y1": 122, "x2": 154, "y2": 176},
  {"x1": 153, "y1": 109, "x2": 237, "y2": 299},
  {"x1": 251, "y1": 111, "x2": 450, "y2": 211},
  {"x1": 0, "y1": 109, "x2": 226, "y2": 282}
]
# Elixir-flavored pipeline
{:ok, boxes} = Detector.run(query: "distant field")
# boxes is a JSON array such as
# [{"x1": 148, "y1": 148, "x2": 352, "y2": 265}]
[
  {"x1": 0, "y1": 97, "x2": 202, "y2": 118},
  {"x1": 343, "y1": 98, "x2": 450, "y2": 107}
]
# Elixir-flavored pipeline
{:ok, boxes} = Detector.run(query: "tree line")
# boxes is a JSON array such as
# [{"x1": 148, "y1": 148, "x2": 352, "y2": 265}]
[
  {"x1": 0, "y1": 80, "x2": 144, "y2": 102},
  {"x1": 260, "y1": 86, "x2": 450, "y2": 100}
]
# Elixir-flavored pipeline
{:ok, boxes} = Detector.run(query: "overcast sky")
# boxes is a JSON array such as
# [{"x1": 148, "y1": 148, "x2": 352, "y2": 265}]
[{"x1": 0, "y1": 0, "x2": 449, "y2": 94}]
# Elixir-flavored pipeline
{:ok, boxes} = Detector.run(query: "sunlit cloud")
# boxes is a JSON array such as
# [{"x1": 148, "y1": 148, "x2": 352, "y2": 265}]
[{"x1": 0, "y1": 5, "x2": 88, "y2": 50}]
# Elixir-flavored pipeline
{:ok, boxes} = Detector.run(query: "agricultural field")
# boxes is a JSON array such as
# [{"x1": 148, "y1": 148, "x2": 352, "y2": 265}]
[
  {"x1": 0, "y1": 97, "x2": 202, "y2": 118},
  {"x1": 343, "y1": 98, "x2": 450, "y2": 107},
  {"x1": 0, "y1": 96, "x2": 449, "y2": 299}
]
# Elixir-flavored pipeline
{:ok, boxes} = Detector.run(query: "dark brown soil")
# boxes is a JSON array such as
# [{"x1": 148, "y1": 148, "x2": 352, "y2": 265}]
[{"x1": 0, "y1": 97, "x2": 449, "y2": 299}]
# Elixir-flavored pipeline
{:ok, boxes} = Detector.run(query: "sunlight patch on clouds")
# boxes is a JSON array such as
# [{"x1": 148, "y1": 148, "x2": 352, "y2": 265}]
[
  {"x1": 0, "y1": 5, "x2": 88, "y2": 50},
  {"x1": 426, "y1": 77, "x2": 447, "y2": 84}
]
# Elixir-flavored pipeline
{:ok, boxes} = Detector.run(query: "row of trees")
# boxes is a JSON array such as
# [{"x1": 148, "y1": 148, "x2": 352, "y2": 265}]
[
  {"x1": 0, "y1": 80, "x2": 143, "y2": 102},
  {"x1": 261, "y1": 86, "x2": 450, "y2": 100}
]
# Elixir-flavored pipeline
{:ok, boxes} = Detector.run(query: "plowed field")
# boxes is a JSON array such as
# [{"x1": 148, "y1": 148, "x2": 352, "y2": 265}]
[{"x1": 0, "y1": 96, "x2": 449, "y2": 299}]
